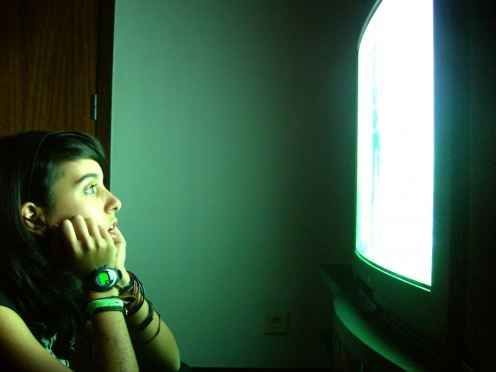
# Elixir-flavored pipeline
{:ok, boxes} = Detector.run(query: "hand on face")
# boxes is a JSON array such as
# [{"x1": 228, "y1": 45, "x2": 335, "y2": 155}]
[
  {"x1": 108, "y1": 223, "x2": 127, "y2": 275},
  {"x1": 44, "y1": 215, "x2": 126, "y2": 279}
]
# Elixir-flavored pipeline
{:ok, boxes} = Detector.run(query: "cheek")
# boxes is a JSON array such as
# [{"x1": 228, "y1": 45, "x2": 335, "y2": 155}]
[{"x1": 53, "y1": 203, "x2": 101, "y2": 227}]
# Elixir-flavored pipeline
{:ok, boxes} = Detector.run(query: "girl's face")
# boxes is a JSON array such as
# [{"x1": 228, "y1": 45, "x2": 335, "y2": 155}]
[
  {"x1": 47, "y1": 159, "x2": 122, "y2": 229},
  {"x1": 32, "y1": 158, "x2": 122, "y2": 232}
]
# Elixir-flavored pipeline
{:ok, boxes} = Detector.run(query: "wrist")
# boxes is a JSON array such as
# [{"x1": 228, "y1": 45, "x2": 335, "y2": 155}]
[
  {"x1": 117, "y1": 268, "x2": 131, "y2": 290},
  {"x1": 86, "y1": 287, "x2": 119, "y2": 300}
]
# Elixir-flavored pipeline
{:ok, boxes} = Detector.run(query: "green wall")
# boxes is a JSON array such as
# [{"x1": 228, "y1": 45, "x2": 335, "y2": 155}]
[{"x1": 111, "y1": 0, "x2": 369, "y2": 367}]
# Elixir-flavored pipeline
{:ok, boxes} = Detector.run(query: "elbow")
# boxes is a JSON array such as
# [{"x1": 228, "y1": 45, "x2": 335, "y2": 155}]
[
  {"x1": 172, "y1": 351, "x2": 183, "y2": 372},
  {"x1": 165, "y1": 354, "x2": 182, "y2": 372},
  {"x1": 173, "y1": 357, "x2": 182, "y2": 372},
  {"x1": 173, "y1": 349, "x2": 182, "y2": 371}
]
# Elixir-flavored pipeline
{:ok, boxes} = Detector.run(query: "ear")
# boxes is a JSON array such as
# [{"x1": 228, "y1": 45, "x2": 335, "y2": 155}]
[{"x1": 20, "y1": 202, "x2": 48, "y2": 236}]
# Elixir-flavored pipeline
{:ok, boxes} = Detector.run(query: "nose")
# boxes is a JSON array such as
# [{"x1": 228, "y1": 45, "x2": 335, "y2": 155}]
[{"x1": 108, "y1": 191, "x2": 122, "y2": 213}]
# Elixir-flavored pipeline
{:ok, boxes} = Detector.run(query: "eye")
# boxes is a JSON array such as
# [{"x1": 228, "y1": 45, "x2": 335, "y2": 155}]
[{"x1": 85, "y1": 183, "x2": 98, "y2": 195}]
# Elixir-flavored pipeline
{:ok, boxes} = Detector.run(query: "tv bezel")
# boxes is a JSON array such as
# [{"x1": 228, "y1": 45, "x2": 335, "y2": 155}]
[{"x1": 351, "y1": 0, "x2": 470, "y2": 364}]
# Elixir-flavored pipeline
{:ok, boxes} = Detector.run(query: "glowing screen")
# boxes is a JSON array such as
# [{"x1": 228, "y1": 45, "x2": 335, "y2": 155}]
[{"x1": 355, "y1": 0, "x2": 434, "y2": 287}]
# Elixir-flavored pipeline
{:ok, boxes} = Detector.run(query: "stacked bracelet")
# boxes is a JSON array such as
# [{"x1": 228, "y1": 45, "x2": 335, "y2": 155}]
[
  {"x1": 129, "y1": 298, "x2": 162, "y2": 344},
  {"x1": 114, "y1": 271, "x2": 163, "y2": 344},
  {"x1": 117, "y1": 271, "x2": 145, "y2": 316},
  {"x1": 143, "y1": 311, "x2": 161, "y2": 345},
  {"x1": 135, "y1": 299, "x2": 154, "y2": 331}
]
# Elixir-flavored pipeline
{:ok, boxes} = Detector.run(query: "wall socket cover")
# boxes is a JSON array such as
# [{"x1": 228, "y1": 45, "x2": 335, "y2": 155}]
[{"x1": 264, "y1": 311, "x2": 290, "y2": 335}]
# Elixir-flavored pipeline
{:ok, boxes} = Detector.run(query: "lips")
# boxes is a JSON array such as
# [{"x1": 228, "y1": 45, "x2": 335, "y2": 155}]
[{"x1": 108, "y1": 220, "x2": 118, "y2": 233}]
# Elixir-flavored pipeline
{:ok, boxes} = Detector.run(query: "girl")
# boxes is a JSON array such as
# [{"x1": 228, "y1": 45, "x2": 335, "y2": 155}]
[{"x1": 0, "y1": 130, "x2": 181, "y2": 371}]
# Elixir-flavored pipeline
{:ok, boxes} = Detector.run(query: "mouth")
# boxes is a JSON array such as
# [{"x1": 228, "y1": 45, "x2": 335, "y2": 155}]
[{"x1": 107, "y1": 221, "x2": 118, "y2": 234}]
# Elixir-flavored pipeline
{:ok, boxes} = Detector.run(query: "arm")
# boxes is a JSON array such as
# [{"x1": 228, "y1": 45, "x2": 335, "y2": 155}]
[
  {"x1": 87, "y1": 287, "x2": 140, "y2": 372},
  {"x1": 0, "y1": 290, "x2": 139, "y2": 372},
  {"x1": 118, "y1": 270, "x2": 181, "y2": 372},
  {"x1": 127, "y1": 296, "x2": 181, "y2": 371}
]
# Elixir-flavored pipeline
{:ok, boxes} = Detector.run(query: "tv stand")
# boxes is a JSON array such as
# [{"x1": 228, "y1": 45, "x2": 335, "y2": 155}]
[{"x1": 320, "y1": 264, "x2": 427, "y2": 371}]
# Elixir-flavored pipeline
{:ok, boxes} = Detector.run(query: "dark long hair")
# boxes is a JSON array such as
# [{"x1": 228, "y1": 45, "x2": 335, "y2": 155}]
[{"x1": 0, "y1": 130, "x2": 108, "y2": 358}]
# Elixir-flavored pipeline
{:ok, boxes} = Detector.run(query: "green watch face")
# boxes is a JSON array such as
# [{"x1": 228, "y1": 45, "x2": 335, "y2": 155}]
[
  {"x1": 96, "y1": 271, "x2": 111, "y2": 286},
  {"x1": 86, "y1": 267, "x2": 120, "y2": 291}
]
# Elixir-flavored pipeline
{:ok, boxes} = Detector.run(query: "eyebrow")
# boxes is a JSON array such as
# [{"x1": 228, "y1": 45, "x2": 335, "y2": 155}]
[{"x1": 75, "y1": 173, "x2": 102, "y2": 186}]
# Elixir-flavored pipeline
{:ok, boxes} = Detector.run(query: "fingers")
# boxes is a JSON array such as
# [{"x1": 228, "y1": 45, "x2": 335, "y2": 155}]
[
  {"x1": 61, "y1": 219, "x2": 81, "y2": 256},
  {"x1": 86, "y1": 216, "x2": 103, "y2": 244},
  {"x1": 99, "y1": 224, "x2": 113, "y2": 244},
  {"x1": 57, "y1": 215, "x2": 117, "y2": 278},
  {"x1": 66, "y1": 215, "x2": 108, "y2": 248},
  {"x1": 75, "y1": 215, "x2": 92, "y2": 248},
  {"x1": 61, "y1": 215, "x2": 116, "y2": 267}
]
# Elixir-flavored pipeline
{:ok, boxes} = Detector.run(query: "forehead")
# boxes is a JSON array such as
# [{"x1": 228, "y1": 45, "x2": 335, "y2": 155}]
[{"x1": 58, "y1": 158, "x2": 103, "y2": 181}]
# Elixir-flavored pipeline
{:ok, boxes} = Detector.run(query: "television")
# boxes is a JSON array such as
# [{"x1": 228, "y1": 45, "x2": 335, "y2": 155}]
[{"x1": 352, "y1": 0, "x2": 469, "y2": 366}]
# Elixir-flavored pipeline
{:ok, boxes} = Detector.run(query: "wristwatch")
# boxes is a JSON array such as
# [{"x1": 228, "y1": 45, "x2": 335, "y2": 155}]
[{"x1": 84, "y1": 265, "x2": 122, "y2": 292}]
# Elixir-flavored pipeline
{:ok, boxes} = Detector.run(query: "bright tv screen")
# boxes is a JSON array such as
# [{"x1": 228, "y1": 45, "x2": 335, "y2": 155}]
[{"x1": 355, "y1": 0, "x2": 434, "y2": 288}]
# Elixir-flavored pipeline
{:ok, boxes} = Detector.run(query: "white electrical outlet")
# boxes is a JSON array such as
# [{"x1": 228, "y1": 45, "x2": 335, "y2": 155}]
[{"x1": 264, "y1": 311, "x2": 290, "y2": 335}]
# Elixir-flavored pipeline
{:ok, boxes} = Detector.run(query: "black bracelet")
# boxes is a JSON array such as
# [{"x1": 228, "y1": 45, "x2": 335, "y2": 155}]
[
  {"x1": 135, "y1": 298, "x2": 154, "y2": 332},
  {"x1": 125, "y1": 272, "x2": 146, "y2": 316},
  {"x1": 143, "y1": 311, "x2": 161, "y2": 345},
  {"x1": 116, "y1": 270, "x2": 137, "y2": 293}
]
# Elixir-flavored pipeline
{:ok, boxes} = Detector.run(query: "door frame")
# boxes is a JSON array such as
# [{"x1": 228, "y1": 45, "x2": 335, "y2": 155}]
[{"x1": 96, "y1": 0, "x2": 116, "y2": 190}]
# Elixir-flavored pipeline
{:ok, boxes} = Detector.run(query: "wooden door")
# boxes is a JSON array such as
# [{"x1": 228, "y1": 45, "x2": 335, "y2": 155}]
[{"x1": 0, "y1": 0, "x2": 115, "y2": 186}]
